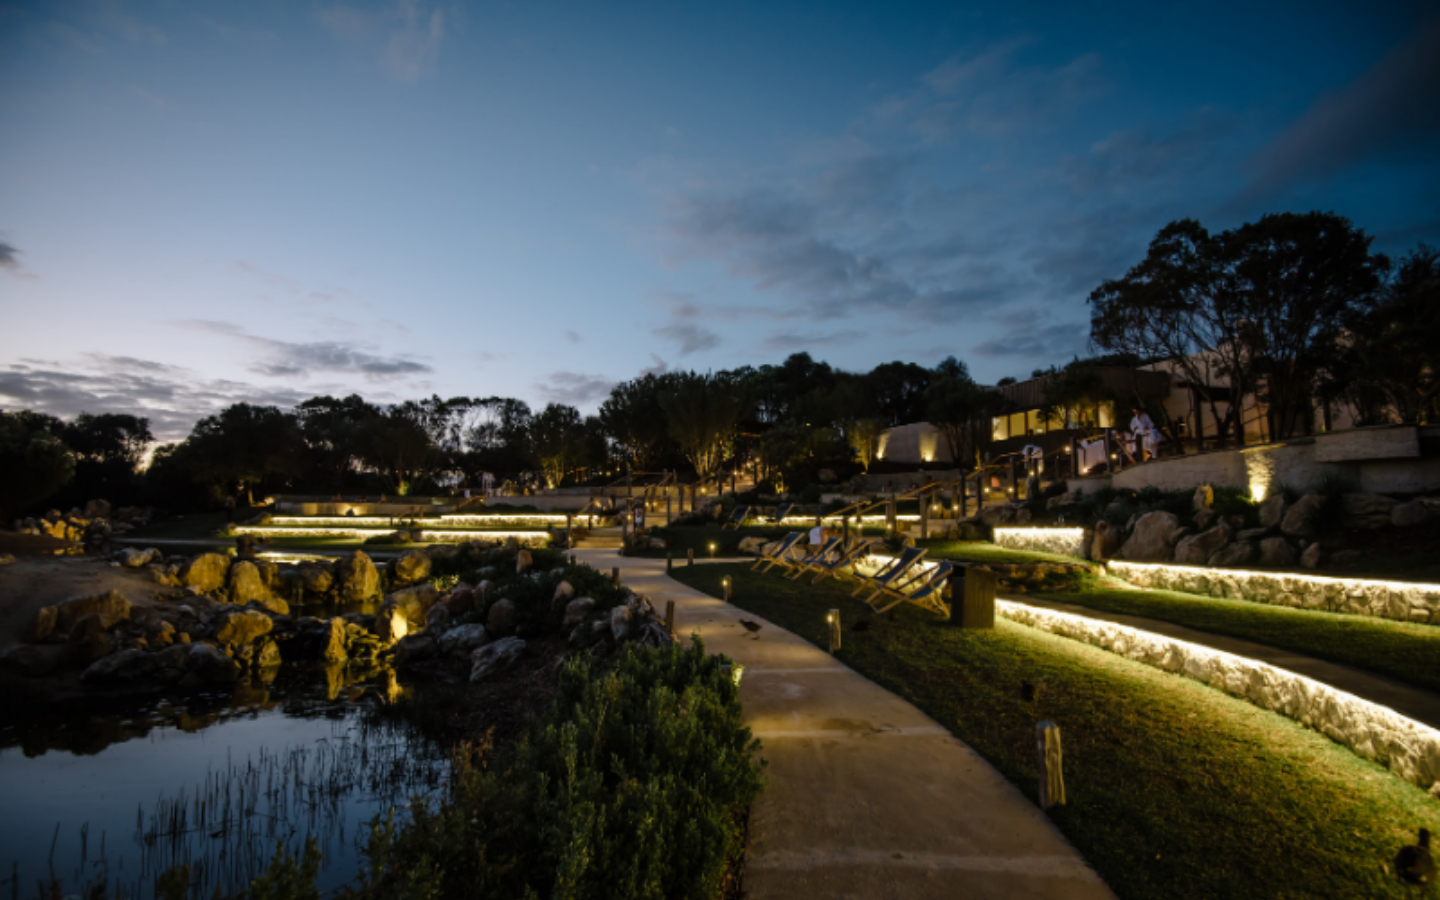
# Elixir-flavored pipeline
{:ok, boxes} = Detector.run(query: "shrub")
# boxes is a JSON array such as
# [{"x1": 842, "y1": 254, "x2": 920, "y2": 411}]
[{"x1": 354, "y1": 639, "x2": 765, "y2": 899}]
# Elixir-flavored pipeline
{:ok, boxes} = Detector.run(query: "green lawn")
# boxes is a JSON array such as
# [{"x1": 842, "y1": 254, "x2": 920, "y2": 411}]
[
  {"x1": 669, "y1": 563, "x2": 1439, "y2": 900},
  {"x1": 628, "y1": 524, "x2": 795, "y2": 559},
  {"x1": 918, "y1": 539, "x2": 1090, "y2": 567},
  {"x1": 1034, "y1": 582, "x2": 1440, "y2": 694}
]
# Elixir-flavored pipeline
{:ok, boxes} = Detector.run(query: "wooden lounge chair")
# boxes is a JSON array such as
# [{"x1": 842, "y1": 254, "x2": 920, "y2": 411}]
[
  {"x1": 722, "y1": 505, "x2": 753, "y2": 529},
  {"x1": 767, "y1": 503, "x2": 794, "y2": 524},
  {"x1": 852, "y1": 546, "x2": 929, "y2": 605},
  {"x1": 772, "y1": 536, "x2": 840, "y2": 578},
  {"x1": 871, "y1": 560, "x2": 955, "y2": 616},
  {"x1": 751, "y1": 532, "x2": 803, "y2": 572},
  {"x1": 804, "y1": 539, "x2": 876, "y2": 584}
]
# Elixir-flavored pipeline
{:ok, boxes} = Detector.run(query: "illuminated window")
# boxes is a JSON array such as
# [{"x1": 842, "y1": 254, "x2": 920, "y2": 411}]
[
  {"x1": 1098, "y1": 402, "x2": 1114, "y2": 428},
  {"x1": 992, "y1": 417, "x2": 1008, "y2": 441}
]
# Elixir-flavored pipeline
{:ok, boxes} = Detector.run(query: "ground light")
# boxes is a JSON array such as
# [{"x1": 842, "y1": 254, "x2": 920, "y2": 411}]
[
  {"x1": 722, "y1": 576, "x2": 732, "y2": 601},
  {"x1": 709, "y1": 542, "x2": 717, "y2": 558}
]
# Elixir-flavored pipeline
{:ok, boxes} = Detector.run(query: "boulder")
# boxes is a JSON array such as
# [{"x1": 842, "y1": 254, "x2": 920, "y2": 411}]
[
  {"x1": 553, "y1": 581, "x2": 575, "y2": 605},
  {"x1": 979, "y1": 505, "x2": 1017, "y2": 528},
  {"x1": 1119, "y1": 511, "x2": 1182, "y2": 562},
  {"x1": 1091, "y1": 521, "x2": 1123, "y2": 561},
  {"x1": 426, "y1": 603, "x2": 450, "y2": 631},
  {"x1": 1391, "y1": 501, "x2": 1433, "y2": 529},
  {"x1": 1258, "y1": 537, "x2": 1298, "y2": 569},
  {"x1": 374, "y1": 607, "x2": 409, "y2": 645},
  {"x1": 390, "y1": 549, "x2": 432, "y2": 585},
  {"x1": 1279, "y1": 494, "x2": 1324, "y2": 538},
  {"x1": 817, "y1": 468, "x2": 837, "y2": 483},
  {"x1": 487, "y1": 598, "x2": 516, "y2": 636},
  {"x1": 444, "y1": 585, "x2": 476, "y2": 617},
  {"x1": 178, "y1": 554, "x2": 231, "y2": 593},
  {"x1": 1258, "y1": 493, "x2": 1289, "y2": 529},
  {"x1": 563, "y1": 597, "x2": 596, "y2": 628},
  {"x1": 81, "y1": 648, "x2": 158, "y2": 683},
  {"x1": 438, "y1": 623, "x2": 488, "y2": 657},
  {"x1": 24, "y1": 606, "x2": 58, "y2": 643},
  {"x1": 1235, "y1": 527, "x2": 1271, "y2": 542},
  {"x1": 387, "y1": 584, "x2": 440, "y2": 630},
  {"x1": 298, "y1": 563, "x2": 334, "y2": 594},
  {"x1": 116, "y1": 547, "x2": 161, "y2": 568},
  {"x1": 1341, "y1": 493, "x2": 1396, "y2": 530},
  {"x1": 84, "y1": 499, "x2": 111, "y2": 519},
  {"x1": 1208, "y1": 541, "x2": 1256, "y2": 568},
  {"x1": 1174, "y1": 524, "x2": 1231, "y2": 566},
  {"x1": 610, "y1": 605, "x2": 633, "y2": 642},
  {"x1": 334, "y1": 551, "x2": 381, "y2": 602},
  {"x1": 0, "y1": 644, "x2": 59, "y2": 677},
  {"x1": 1015, "y1": 508, "x2": 1034, "y2": 524},
  {"x1": 228, "y1": 561, "x2": 269, "y2": 606},
  {"x1": 1192, "y1": 508, "x2": 1219, "y2": 531},
  {"x1": 1300, "y1": 542, "x2": 1323, "y2": 569},
  {"x1": 55, "y1": 590, "x2": 131, "y2": 633},
  {"x1": 320, "y1": 618, "x2": 348, "y2": 662},
  {"x1": 393, "y1": 633, "x2": 438, "y2": 665},
  {"x1": 254, "y1": 638, "x2": 282, "y2": 668},
  {"x1": 253, "y1": 595, "x2": 290, "y2": 616},
  {"x1": 469, "y1": 637, "x2": 526, "y2": 682},
  {"x1": 66, "y1": 615, "x2": 112, "y2": 665},
  {"x1": 0, "y1": 553, "x2": 14, "y2": 566},
  {"x1": 183, "y1": 643, "x2": 240, "y2": 685},
  {"x1": 213, "y1": 610, "x2": 274, "y2": 645},
  {"x1": 1193, "y1": 485, "x2": 1214, "y2": 510}
]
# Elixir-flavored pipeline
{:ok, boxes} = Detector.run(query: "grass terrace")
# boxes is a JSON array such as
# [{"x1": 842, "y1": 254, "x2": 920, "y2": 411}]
[
  {"x1": 917, "y1": 539, "x2": 1091, "y2": 567},
  {"x1": 669, "y1": 563, "x2": 1440, "y2": 900}
]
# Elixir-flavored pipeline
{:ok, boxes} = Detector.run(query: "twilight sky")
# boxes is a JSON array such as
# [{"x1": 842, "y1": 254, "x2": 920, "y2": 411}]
[{"x1": 2, "y1": 0, "x2": 1438, "y2": 441}]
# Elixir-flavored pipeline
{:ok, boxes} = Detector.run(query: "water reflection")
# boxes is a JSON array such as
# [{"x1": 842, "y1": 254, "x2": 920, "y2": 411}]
[{"x1": 0, "y1": 664, "x2": 447, "y2": 898}]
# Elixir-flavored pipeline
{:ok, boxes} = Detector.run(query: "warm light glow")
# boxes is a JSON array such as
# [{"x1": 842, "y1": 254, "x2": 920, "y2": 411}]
[
  {"x1": 1108, "y1": 560, "x2": 1440, "y2": 602},
  {"x1": 1244, "y1": 447, "x2": 1276, "y2": 503},
  {"x1": 234, "y1": 525, "x2": 551, "y2": 545},
  {"x1": 993, "y1": 527, "x2": 1089, "y2": 558}
]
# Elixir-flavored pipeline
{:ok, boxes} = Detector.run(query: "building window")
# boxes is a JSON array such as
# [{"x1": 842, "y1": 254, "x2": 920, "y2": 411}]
[{"x1": 992, "y1": 417, "x2": 1008, "y2": 441}]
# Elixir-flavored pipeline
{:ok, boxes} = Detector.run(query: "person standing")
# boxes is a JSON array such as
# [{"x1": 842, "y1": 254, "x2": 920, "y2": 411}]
[
  {"x1": 1130, "y1": 407, "x2": 1159, "y2": 461},
  {"x1": 808, "y1": 517, "x2": 825, "y2": 556}
]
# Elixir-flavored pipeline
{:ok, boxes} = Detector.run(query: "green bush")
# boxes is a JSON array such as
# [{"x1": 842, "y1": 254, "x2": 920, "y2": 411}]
[{"x1": 354, "y1": 639, "x2": 765, "y2": 899}]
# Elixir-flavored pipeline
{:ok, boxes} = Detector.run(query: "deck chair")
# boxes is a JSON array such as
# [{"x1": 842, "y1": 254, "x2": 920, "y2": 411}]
[
  {"x1": 804, "y1": 539, "x2": 876, "y2": 584},
  {"x1": 871, "y1": 561, "x2": 955, "y2": 616},
  {"x1": 767, "y1": 503, "x2": 793, "y2": 524},
  {"x1": 772, "y1": 535, "x2": 840, "y2": 578},
  {"x1": 722, "y1": 505, "x2": 753, "y2": 529},
  {"x1": 851, "y1": 545, "x2": 929, "y2": 605},
  {"x1": 751, "y1": 531, "x2": 803, "y2": 572}
]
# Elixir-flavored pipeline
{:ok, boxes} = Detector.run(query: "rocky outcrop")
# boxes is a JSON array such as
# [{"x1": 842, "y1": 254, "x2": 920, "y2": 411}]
[
  {"x1": 563, "y1": 597, "x2": 596, "y2": 628},
  {"x1": 1208, "y1": 541, "x2": 1255, "y2": 568},
  {"x1": 470, "y1": 637, "x2": 525, "y2": 682},
  {"x1": 437, "y1": 623, "x2": 488, "y2": 657},
  {"x1": 24, "y1": 606, "x2": 58, "y2": 643},
  {"x1": 298, "y1": 563, "x2": 334, "y2": 594},
  {"x1": 1173, "y1": 524, "x2": 1231, "y2": 566},
  {"x1": 1280, "y1": 494, "x2": 1324, "y2": 538},
  {"x1": 386, "y1": 584, "x2": 440, "y2": 630},
  {"x1": 55, "y1": 590, "x2": 131, "y2": 633},
  {"x1": 333, "y1": 551, "x2": 380, "y2": 602},
  {"x1": 115, "y1": 547, "x2": 161, "y2": 568},
  {"x1": 1119, "y1": 512, "x2": 1182, "y2": 562},
  {"x1": 179, "y1": 554, "x2": 230, "y2": 593},
  {"x1": 213, "y1": 610, "x2": 274, "y2": 646},
  {"x1": 228, "y1": 561, "x2": 270, "y2": 606},
  {"x1": 610, "y1": 605, "x2": 633, "y2": 642},
  {"x1": 1392, "y1": 501, "x2": 1433, "y2": 529},
  {"x1": 1301, "y1": 542, "x2": 1323, "y2": 569},
  {"x1": 374, "y1": 607, "x2": 409, "y2": 645},
  {"x1": 82, "y1": 648, "x2": 158, "y2": 683},
  {"x1": 1342, "y1": 493, "x2": 1397, "y2": 530},
  {"x1": 487, "y1": 598, "x2": 516, "y2": 636},
  {"x1": 390, "y1": 549, "x2": 432, "y2": 585},
  {"x1": 1091, "y1": 521, "x2": 1123, "y2": 561},
  {"x1": 979, "y1": 505, "x2": 1018, "y2": 528},
  {"x1": 1258, "y1": 537, "x2": 1297, "y2": 569},
  {"x1": 1258, "y1": 493, "x2": 1290, "y2": 529}
]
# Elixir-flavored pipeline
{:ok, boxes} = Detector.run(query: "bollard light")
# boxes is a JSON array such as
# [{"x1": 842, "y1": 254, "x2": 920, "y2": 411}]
[
  {"x1": 722, "y1": 575, "x2": 731, "y2": 601},
  {"x1": 708, "y1": 541, "x2": 717, "y2": 558}
]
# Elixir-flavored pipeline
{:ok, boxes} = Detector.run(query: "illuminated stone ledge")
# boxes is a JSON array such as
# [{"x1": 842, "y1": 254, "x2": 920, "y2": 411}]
[
  {"x1": 269, "y1": 514, "x2": 571, "y2": 528},
  {"x1": 234, "y1": 525, "x2": 551, "y2": 546},
  {"x1": 997, "y1": 599, "x2": 1440, "y2": 792},
  {"x1": 1107, "y1": 560, "x2": 1440, "y2": 625},
  {"x1": 992, "y1": 527, "x2": 1089, "y2": 559}
]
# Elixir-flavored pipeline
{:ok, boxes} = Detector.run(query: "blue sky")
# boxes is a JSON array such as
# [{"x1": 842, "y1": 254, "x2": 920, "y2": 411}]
[{"x1": 2, "y1": 0, "x2": 1437, "y2": 440}]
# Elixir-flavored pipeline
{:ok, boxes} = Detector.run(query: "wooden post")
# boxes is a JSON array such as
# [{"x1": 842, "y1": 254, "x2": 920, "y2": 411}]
[
  {"x1": 920, "y1": 489, "x2": 929, "y2": 540},
  {"x1": 1036, "y1": 722, "x2": 1066, "y2": 809},
  {"x1": 1008, "y1": 456, "x2": 1018, "y2": 500},
  {"x1": 886, "y1": 496, "x2": 897, "y2": 541},
  {"x1": 612, "y1": 567, "x2": 621, "y2": 587},
  {"x1": 667, "y1": 552, "x2": 673, "y2": 573},
  {"x1": 665, "y1": 600, "x2": 676, "y2": 636},
  {"x1": 626, "y1": 470, "x2": 632, "y2": 499},
  {"x1": 566, "y1": 513, "x2": 573, "y2": 551},
  {"x1": 953, "y1": 568, "x2": 996, "y2": 629},
  {"x1": 828, "y1": 609, "x2": 841, "y2": 653},
  {"x1": 687, "y1": 548, "x2": 694, "y2": 567},
  {"x1": 976, "y1": 470, "x2": 985, "y2": 513},
  {"x1": 665, "y1": 490, "x2": 671, "y2": 525},
  {"x1": 949, "y1": 480, "x2": 958, "y2": 520},
  {"x1": 1070, "y1": 437, "x2": 1080, "y2": 478}
]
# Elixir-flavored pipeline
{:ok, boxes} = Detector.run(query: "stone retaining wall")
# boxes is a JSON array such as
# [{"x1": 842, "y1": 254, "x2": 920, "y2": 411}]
[
  {"x1": 1107, "y1": 560, "x2": 1440, "y2": 625},
  {"x1": 998, "y1": 599, "x2": 1440, "y2": 793},
  {"x1": 992, "y1": 527, "x2": 1090, "y2": 559}
]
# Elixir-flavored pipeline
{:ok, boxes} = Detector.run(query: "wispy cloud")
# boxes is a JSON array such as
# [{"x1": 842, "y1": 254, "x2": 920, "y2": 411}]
[
  {"x1": 176, "y1": 320, "x2": 431, "y2": 380},
  {"x1": 534, "y1": 371, "x2": 615, "y2": 407},
  {"x1": 0, "y1": 239, "x2": 38, "y2": 280},
  {"x1": 319, "y1": 1, "x2": 445, "y2": 82}
]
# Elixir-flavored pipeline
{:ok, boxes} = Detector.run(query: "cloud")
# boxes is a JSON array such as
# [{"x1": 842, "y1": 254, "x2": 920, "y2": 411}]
[
  {"x1": 535, "y1": 371, "x2": 615, "y2": 407},
  {"x1": 176, "y1": 320, "x2": 431, "y2": 380},
  {"x1": 971, "y1": 321, "x2": 1087, "y2": 359},
  {"x1": 0, "y1": 357, "x2": 317, "y2": 443},
  {"x1": 638, "y1": 354, "x2": 669, "y2": 378},
  {"x1": 564, "y1": 330, "x2": 582, "y2": 344},
  {"x1": 761, "y1": 329, "x2": 866, "y2": 353},
  {"x1": 385, "y1": 1, "x2": 445, "y2": 82},
  {"x1": 1239, "y1": 15, "x2": 1440, "y2": 204},
  {"x1": 0, "y1": 242, "x2": 19, "y2": 270}
]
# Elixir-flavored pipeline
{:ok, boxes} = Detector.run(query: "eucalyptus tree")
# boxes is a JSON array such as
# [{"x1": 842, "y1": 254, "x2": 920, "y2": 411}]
[
  {"x1": 659, "y1": 371, "x2": 746, "y2": 480},
  {"x1": 0, "y1": 411, "x2": 74, "y2": 520}
]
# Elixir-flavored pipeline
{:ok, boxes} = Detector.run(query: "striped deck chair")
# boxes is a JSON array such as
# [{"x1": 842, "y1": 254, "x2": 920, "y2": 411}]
[
  {"x1": 871, "y1": 561, "x2": 955, "y2": 616},
  {"x1": 721, "y1": 505, "x2": 753, "y2": 529},
  {"x1": 852, "y1": 546, "x2": 929, "y2": 605},
  {"x1": 751, "y1": 532, "x2": 803, "y2": 572},
  {"x1": 804, "y1": 539, "x2": 876, "y2": 584},
  {"x1": 767, "y1": 503, "x2": 794, "y2": 524},
  {"x1": 772, "y1": 535, "x2": 840, "y2": 578}
]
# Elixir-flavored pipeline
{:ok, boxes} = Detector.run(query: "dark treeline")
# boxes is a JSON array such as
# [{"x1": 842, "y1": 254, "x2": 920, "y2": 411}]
[{"x1": 3, "y1": 212, "x2": 1434, "y2": 520}]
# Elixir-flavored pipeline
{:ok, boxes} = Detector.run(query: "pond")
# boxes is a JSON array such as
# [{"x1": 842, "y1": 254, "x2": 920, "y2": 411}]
[{"x1": 0, "y1": 664, "x2": 448, "y2": 898}]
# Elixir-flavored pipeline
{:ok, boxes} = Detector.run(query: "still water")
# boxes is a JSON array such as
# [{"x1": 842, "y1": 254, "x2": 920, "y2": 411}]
[{"x1": 0, "y1": 665, "x2": 448, "y2": 898}]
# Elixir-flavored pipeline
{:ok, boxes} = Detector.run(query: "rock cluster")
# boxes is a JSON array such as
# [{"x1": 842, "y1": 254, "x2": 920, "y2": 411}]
[{"x1": 13, "y1": 500, "x2": 154, "y2": 546}]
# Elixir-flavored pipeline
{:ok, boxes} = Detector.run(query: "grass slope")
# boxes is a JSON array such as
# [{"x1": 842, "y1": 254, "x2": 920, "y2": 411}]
[
  {"x1": 670, "y1": 563, "x2": 1439, "y2": 900},
  {"x1": 917, "y1": 539, "x2": 1090, "y2": 566},
  {"x1": 1035, "y1": 582, "x2": 1440, "y2": 695}
]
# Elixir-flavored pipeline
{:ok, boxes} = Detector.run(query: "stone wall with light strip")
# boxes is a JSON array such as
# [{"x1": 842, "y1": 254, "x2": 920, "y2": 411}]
[
  {"x1": 1107, "y1": 560, "x2": 1440, "y2": 624},
  {"x1": 997, "y1": 599, "x2": 1440, "y2": 792},
  {"x1": 992, "y1": 527, "x2": 1089, "y2": 559},
  {"x1": 233, "y1": 525, "x2": 551, "y2": 546}
]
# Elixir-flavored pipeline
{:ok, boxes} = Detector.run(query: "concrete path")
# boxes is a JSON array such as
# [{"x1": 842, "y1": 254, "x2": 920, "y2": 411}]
[
  {"x1": 574, "y1": 550, "x2": 1114, "y2": 900},
  {"x1": 1010, "y1": 594, "x2": 1440, "y2": 730}
]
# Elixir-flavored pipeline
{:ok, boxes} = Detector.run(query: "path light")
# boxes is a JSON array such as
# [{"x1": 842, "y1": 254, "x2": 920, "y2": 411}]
[
  {"x1": 709, "y1": 541, "x2": 717, "y2": 558},
  {"x1": 827, "y1": 609, "x2": 841, "y2": 653},
  {"x1": 722, "y1": 575, "x2": 732, "y2": 601}
]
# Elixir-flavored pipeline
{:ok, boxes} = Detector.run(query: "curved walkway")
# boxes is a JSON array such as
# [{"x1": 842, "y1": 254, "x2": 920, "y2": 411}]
[
  {"x1": 1008, "y1": 594, "x2": 1440, "y2": 729},
  {"x1": 574, "y1": 550, "x2": 1114, "y2": 900}
]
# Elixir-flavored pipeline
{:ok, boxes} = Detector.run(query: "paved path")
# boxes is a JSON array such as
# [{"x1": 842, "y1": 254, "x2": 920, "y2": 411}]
[
  {"x1": 575, "y1": 550, "x2": 1113, "y2": 900},
  {"x1": 1009, "y1": 593, "x2": 1440, "y2": 730}
]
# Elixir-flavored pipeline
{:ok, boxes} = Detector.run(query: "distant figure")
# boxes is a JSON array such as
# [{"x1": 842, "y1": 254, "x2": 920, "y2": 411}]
[
  {"x1": 1130, "y1": 407, "x2": 1158, "y2": 461},
  {"x1": 464, "y1": 487, "x2": 471, "y2": 500},
  {"x1": 808, "y1": 518, "x2": 824, "y2": 556}
]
